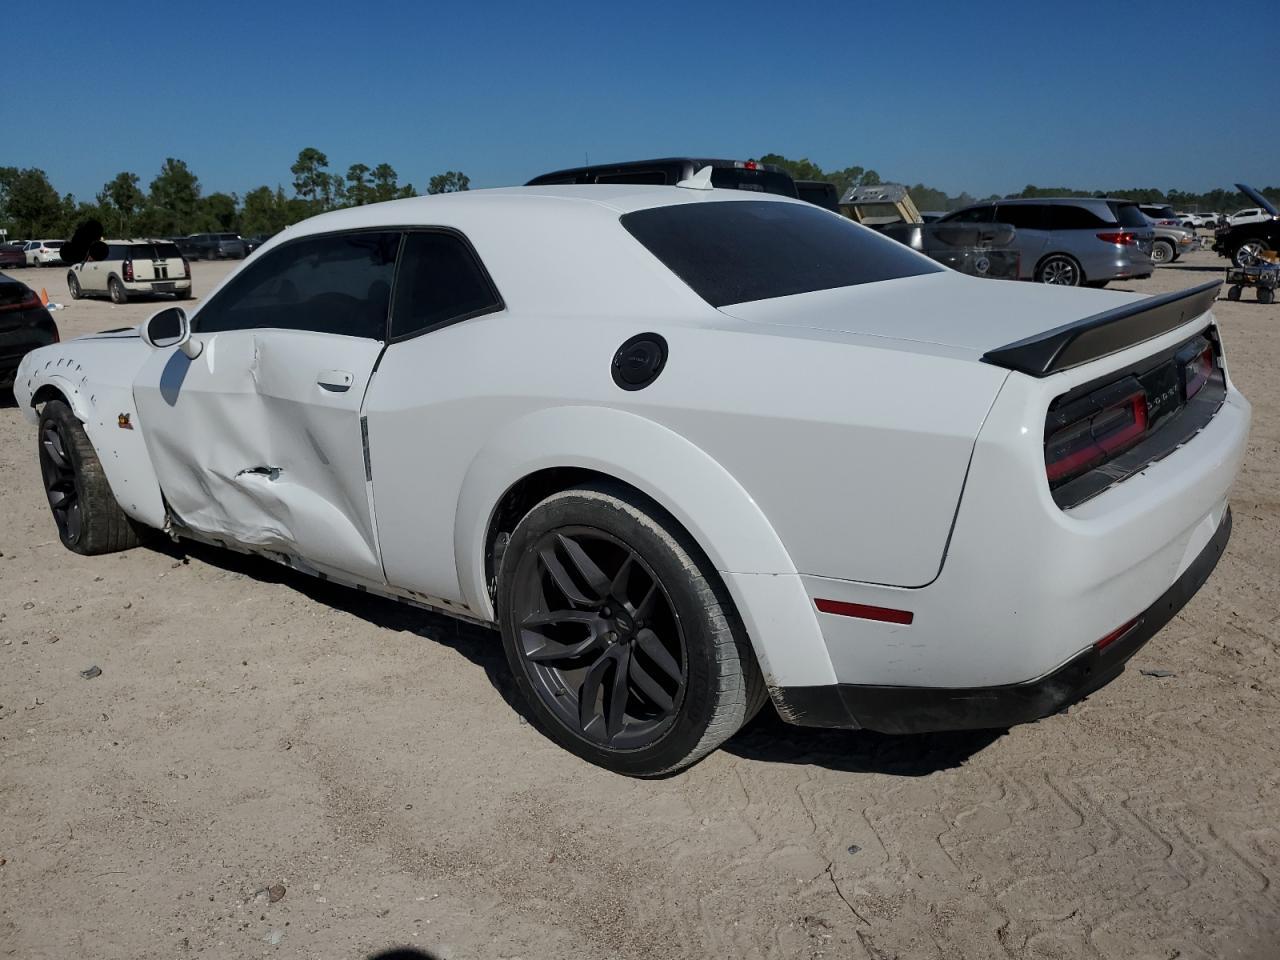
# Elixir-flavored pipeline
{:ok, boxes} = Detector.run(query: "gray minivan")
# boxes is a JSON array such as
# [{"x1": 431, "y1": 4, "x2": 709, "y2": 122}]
[{"x1": 940, "y1": 198, "x2": 1154, "y2": 287}]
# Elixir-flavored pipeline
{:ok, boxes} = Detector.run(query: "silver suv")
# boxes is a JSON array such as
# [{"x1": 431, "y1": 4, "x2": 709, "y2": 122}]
[{"x1": 940, "y1": 198, "x2": 1154, "y2": 287}]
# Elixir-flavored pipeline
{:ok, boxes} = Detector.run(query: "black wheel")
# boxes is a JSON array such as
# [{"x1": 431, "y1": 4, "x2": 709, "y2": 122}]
[
  {"x1": 1036, "y1": 254, "x2": 1083, "y2": 286},
  {"x1": 1151, "y1": 239, "x2": 1175, "y2": 265},
  {"x1": 1235, "y1": 241, "x2": 1267, "y2": 267},
  {"x1": 67, "y1": 273, "x2": 82, "y2": 299},
  {"x1": 1227, "y1": 285, "x2": 1242, "y2": 301},
  {"x1": 108, "y1": 276, "x2": 128, "y2": 304},
  {"x1": 497, "y1": 482, "x2": 767, "y2": 776},
  {"x1": 37, "y1": 399, "x2": 147, "y2": 555},
  {"x1": 175, "y1": 288, "x2": 192, "y2": 300},
  {"x1": 1260, "y1": 287, "x2": 1275, "y2": 305}
]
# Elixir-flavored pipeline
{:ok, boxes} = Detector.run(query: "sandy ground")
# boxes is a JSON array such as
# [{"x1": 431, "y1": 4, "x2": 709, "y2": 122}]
[{"x1": 1, "y1": 248, "x2": 1278, "y2": 960}]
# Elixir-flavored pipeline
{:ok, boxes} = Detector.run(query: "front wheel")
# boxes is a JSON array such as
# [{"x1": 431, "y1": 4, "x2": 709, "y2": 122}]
[
  {"x1": 37, "y1": 400, "x2": 146, "y2": 555},
  {"x1": 1235, "y1": 241, "x2": 1267, "y2": 267},
  {"x1": 497, "y1": 482, "x2": 767, "y2": 776},
  {"x1": 1227, "y1": 285, "x2": 1242, "y2": 301},
  {"x1": 67, "y1": 273, "x2": 82, "y2": 299},
  {"x1": 1260, "y1": 287, "x2": 1275, "y2": 305},
  {"x1": 1036, "y1": 254, "x2": 1083, "y2": 286},
  {"x1": 1151, "y1": 239, "x2": 1175, "y2": 264}
]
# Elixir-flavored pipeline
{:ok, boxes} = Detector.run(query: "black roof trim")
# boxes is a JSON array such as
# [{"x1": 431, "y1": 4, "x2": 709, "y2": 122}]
[{"x1": 982, "y1": 279, "x2": 1221, "y2": 377}]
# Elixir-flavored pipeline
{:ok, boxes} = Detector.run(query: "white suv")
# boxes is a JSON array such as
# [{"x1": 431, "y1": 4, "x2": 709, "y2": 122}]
[
  {"x1": 67, "y1": 240, "x2": 192, "y2": 304},
  {"x1": 24, "y1": 240, "x2": 65, "y2": 266}
]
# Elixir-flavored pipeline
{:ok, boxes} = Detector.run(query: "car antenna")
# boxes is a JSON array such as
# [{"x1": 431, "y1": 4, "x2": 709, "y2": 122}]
[{"x1": 676, "y1": 165, "x2": 714, "y2": 191}]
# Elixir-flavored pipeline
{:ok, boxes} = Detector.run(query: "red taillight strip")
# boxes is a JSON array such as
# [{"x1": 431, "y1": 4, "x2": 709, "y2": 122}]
[
  {"x1": 1095, "y1": 617, "x2": 1141, "y2": 651},
  {"x1": 815, "y1": 598, "x2": 914, "y2": 625}
]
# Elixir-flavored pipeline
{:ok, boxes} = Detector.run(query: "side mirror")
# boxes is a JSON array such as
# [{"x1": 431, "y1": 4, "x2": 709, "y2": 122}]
[{"x1": 141, "y1": 307, "x2": 201, "y2": 358}]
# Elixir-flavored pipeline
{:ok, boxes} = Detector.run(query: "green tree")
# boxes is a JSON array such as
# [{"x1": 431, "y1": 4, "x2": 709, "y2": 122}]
[
  {"x1": 2, "y1": 167, "x2": 63, "y2": 237},
  {"x1": 369, "y1": 163, "x2": 410, "y2": 203},
  {"x1": 145, "y1": 158, "x2": 202, "y2": 235},
  {"x1": 291, "y1": 147, "x2": 332, "y2": 209},
  {"x1": 97, "y1": 171, "x2": 144, "y2": 236},
  {"x1": 344, "y1": 163, "x2": 371, "y2": 206},
  {"x1": 201, "y1": 192, "x2": 239, "y2": 231},
  {"x1": 427, "y1": 170, "x2": 470, "y2": 194}
]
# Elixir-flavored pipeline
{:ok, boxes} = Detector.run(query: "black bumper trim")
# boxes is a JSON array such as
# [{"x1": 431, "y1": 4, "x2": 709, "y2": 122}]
[{"x1": 774, "y1": 507, "x2": 1232, "y2": 734}]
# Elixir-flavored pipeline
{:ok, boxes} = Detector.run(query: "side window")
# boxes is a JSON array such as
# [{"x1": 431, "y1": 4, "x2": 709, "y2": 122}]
[
  {"x1": 389, "y1": 231, "x2": 502, "y2": 340},
  {"x1": 107, "y1": 244, "x2": 130, "y2": 260},
  {"x1": 594, "y1": 170, "x2": 669, "y2": 185},
  {"x1": 1047, "y1": 205, "x2": 1109, "y2": 230},
  {"x1": 194, "y1": 231, "x2": 400, "y2": 339},
  {"x1": 943, "y1": 206, "x2": 995, "y2": 224},
  {"x1": 995, "y1": 205, "x2": 1048, "y2": 230}
]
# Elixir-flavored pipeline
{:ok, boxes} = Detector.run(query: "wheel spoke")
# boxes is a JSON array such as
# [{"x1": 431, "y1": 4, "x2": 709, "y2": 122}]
[
  {"x1": 578, "y1": 650, "x2": 614, "y2": 735},
  {"x1": 636, "y1": 628, "x2": 681, "y2": 684},
  {"x1": 521, "y1": 609, "x2": 602, "y2": 629},
  {"x1": 605, "y1": 646, "x2": 630, "y2": 740},
  {"x1": 42, "y1": 429, "x2": 68, "y2": 469},
  {"x1": 609, "y1": 553, "x2": 635, "y2": 602},
  {"x1": 635, "y1": 582, "x2": 660, "y2": 620},
  {"x1": 628, "y1": 653, "x2": 674, "y2": 713},
  {"x1": 539, "y1": 545, "x2": 594, "y2": 607},
  {"x1": 64, "y1": 502, "x2": 82, "y2": 543},
  {"x1": 523, "y1": 630, "x2": 606, "y2": 663},
  {"x1": 556, "y1": 534, "x2": 612, "y2": 599}
]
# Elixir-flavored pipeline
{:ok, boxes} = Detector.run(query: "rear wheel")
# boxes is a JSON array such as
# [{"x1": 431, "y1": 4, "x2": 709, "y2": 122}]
[
  {"x1": 67, "y1": 273, "x2": 82, "y2": 299},
  {"x1": 1036, "y1": 254, "x2": 1083, "y2": 286},
  {"x1": 108, "y1": 276, "x2": 128, "y2": 304},
  {"x1": 1235, "y1": 241, "x2": 1267, "y2": 267},
  {"x1": 1227, "y1": 285, "x2": 1242, "y2": 301},
  {"x1": 37, "y1": 399, "x2": 146, "y2": 555},
  {"x1": 497, "y1": 482, "x2": 767, "y2": 777},
  {"x1": 1151, "y1": 239, "x2": 1175, "y2": 264},
  {"x1": 1260, "y1": 287, "x2": 1275, "y2": 305}
]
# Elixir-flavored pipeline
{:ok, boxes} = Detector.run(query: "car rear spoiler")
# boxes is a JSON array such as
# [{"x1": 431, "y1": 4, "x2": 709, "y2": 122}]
[{"x1": 982, "y1": 279, "x2": 1221, "y2": 377}]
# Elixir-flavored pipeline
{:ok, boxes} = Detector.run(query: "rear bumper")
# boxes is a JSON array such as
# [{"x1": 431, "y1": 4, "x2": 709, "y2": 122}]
[{"x1": 774, "y1": 507, "x2": 1231, "y2": 733}]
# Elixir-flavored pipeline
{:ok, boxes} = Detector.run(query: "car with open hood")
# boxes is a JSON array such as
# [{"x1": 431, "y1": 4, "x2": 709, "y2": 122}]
[
  {"x1": 12, "y1": 185, "x2": 1250, "y2": 775},
  {"x1": 1212, "y1": 184, "x2": 1279, "y2": 266}
]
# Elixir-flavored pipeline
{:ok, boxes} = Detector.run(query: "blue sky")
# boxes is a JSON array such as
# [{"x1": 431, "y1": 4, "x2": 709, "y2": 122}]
[{"x1": 7, "y1": 0, "x2": 1272, "y2": 202}]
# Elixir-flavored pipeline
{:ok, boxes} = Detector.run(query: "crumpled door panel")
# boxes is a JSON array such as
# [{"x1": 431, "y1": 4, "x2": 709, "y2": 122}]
[{"x1": 134, "y1": 330, "x2": 384, "y2": 582}]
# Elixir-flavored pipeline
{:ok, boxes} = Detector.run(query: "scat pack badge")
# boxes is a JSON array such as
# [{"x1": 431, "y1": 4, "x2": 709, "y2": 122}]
[{"x1": 117, "y1": 413, "x2": 133, "y2": 430}]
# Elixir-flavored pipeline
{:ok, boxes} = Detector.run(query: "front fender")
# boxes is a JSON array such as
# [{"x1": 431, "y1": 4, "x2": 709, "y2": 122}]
[
  {"x1": 15, "y1": 340, "x2": 167, "y2": 529},
  {"x1": 454, "y1": 405, "x2": 837, "y2": 689}
]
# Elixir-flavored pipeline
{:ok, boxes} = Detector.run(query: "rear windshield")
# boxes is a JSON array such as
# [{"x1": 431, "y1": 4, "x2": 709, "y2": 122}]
[
  {"x1": 45, "y1": 241, "x2": 64, "y2": 248},
  {"x1": 621, "y1": 200, "x2": 940, "y2": 308},
  {"x1": 1142, "y1": 205, "x2": 1177, "y2": 219},
  {"x1": 1109, "y1": 202, "x2": 1149, "y2": 228}
]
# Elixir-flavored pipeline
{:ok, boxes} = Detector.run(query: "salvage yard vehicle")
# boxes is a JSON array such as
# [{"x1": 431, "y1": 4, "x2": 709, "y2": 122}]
[
  {"x1": 940, "y1": 198, "x2": 1154, "y2": 286},
  {"x1": 67, "y1": 240, "x2": 192, "y2": 304},
  {"x1": 13, "y1": 185, "x2": 1250, "y2": 776},
  {"x1": 23, "y1": 239, "x2": 64, "y2": 266},
  {"x1": 1213, "y1": 184, "x2": 1279, "y2": 268},
  {"x1": 0, "y1": 273, "x2": 58, "y2": 387}
]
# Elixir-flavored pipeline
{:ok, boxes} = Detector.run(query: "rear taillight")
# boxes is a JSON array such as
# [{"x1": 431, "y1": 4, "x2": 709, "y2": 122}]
[
  {"x1": 182, "y1": 257, "x2": 191, "y2": 278},
  {"x1": 1180, "y1": 343, "x2": 1215, "y2": 400},
  {"x1": 0, "y1": 288, "x2": 40, "y2": 312},
  {"x1": 1097, "y1": 231, "x2": 1138, "y2": 246},
  {"x1": 1045, "y1": 384, "x2": 1148, "y2": 484},
  {"x1": 123, "y1": 259, "x2": 134, "y2": 282}
]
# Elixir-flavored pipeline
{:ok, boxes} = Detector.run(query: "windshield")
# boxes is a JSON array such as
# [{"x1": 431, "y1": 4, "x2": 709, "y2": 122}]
[{"x1": 621, "y1": 200, "x2": 940, "y2": 308}]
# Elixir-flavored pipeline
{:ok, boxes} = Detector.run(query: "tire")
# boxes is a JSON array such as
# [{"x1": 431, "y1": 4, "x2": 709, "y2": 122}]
[
  {"x1": 1151, "y1": 239, "x2": 1175, "y2": 265},
  {"x1": 496, "y1": 481, "x2": 767, "y2": 777},
  {"x1": 1227, "y1": 285, "x2": 1242, "y2": 301},
  {"x1": 1035, "y1": 254, "x2": 1083, "y2": 286},
  {"x1": 1260, "y1": 287, "x2": 1275, "y2": 305},
  {"x1": 175, "y1": 288, "x2": 192, "y2": 300},
  {"x1": 67, "y1": 273, "x2": 82, "y2": 300},
  {"x1": 37, "y1": 399, "x2": 146, "y2": 555},
  {"x1": 108, "y1": 276, "x2": 128, "y2": 304},
  {"x1": 1235, "y1": 241, "x2": 1267, "y2": 267}
]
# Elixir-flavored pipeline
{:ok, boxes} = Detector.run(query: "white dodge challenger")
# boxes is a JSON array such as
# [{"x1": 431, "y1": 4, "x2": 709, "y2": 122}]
[{"x1": 14, "y1": 184, "x2": 1250, "y2": 775}]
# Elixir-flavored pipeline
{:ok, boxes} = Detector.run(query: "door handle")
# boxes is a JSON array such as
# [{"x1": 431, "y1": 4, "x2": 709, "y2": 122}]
[{"x1": 317, "y1": 369, "x2": 354, "y2": 392}]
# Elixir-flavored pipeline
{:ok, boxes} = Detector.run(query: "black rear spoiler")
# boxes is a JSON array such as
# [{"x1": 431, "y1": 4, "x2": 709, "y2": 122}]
[{"x1": 982, "y1": 280, "x2": 1221, "y2": 377}]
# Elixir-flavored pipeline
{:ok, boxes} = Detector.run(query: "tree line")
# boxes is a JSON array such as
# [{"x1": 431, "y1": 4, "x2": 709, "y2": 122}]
[
  {"x1": 760, "y1": 154, "x2": 1280, "y2": 214},
  {"x1": 3, "y1": 147, "x2": 1275, "y2": 242},
  {"x1": 0, "y1": 147, "x2": 470, "y2": 241}
]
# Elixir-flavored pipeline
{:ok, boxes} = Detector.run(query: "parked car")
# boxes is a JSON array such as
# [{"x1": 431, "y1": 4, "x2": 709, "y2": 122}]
[
  {"x1": 242, "y1": 233, "x2": 273, "y2": 254},
  {"x1": 1176, "y1": 212, "x2": 1206, "y2": 229},
  {"x1": 8, "y1": 239, "x2": 30, "y2": 248},
  {"x1": 939, "y1": 198, "x2": 1154, "y2": 286},
  {"x1": 0, "y1": 244, "x2": 26, "y2": 270},
  {"x1": 1227, "y1": 208, "x2": 1270, "y2": 227},
  {"x1": 1140, "y1": 213, "x2": 1198, "y2": 264},
  {"x1": 24, "y1": 240, "x2": 65, "y2": 266},
  {"x1": 794, "y1": 180, "x2": 840, "y2": 212},
  {"x1": 67, "y1": 240, "x2": 192, "y2": 304},
  {"x1": 1212, "y1": 184, "x2": 1279, "y2": 267},
  {"x1": 527, "y1": 157, "x2": 798, "y2": 197},
  {"x1": 12, "y1": 187, "x2": 1249, "y2": 775},
  {"x1": 184, "y1": 232, "x2": 248, "y2": 260},
  {"x1": 0, "y1": 273, "x2": 58, "y2": 387}
]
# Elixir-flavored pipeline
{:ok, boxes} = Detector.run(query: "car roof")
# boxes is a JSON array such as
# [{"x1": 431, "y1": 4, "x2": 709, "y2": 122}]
[
  {"x1": 992, "y1": 197, "x2": 1132, "y2": 206},
  {"x1": 527, "y1": 156, "x2": 789, "y2": 182}
]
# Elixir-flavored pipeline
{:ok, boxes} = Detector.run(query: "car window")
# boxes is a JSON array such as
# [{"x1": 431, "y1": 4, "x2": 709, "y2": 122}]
[
  {"x1": 45, "y1": 241, "x2": 63, "y2": 249},
  {"x1": 942, "y1": 206, "x2": 995, "y2": 224},
  {"x1": 1108, "y1": 202, "x2": 1149, "y2": 228},
  {"x1": 594, "y1": 170, "x2": 668, "y2": 185},
  {"x1": 1046, "y1": 205, "x2": 1110, "y2": 230},
  {"x1": 194, "y1": 231, "x2": 400, "y2": 339},
  {"x1": 107, "y1": 244, "x2": 131, "y2": 260},
  {"x1": 995, "y1": 204, "x2": 1048, "y2": 230},
  {"x1": 389, "y1": 231, "x2": 502, "y2": 339},
  {"x1": 155, "y1": 242, "x2": 182, "y2": 258},
  {"x1": 622, "y1": 200, "x2": 941, "y2": 308}
]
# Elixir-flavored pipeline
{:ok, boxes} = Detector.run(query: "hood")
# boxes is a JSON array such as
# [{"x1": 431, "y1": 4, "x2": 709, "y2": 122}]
[
  {"x1": 1236, "y1": 183, "x2": 1279, "y2": 218},
  {"x1": 717, "y1": 270, "x2": 1148, "y2": 357}
]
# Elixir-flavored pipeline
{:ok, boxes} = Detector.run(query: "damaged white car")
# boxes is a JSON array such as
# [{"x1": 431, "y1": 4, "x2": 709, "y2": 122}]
[{"x1": 15, "y1": 185, "x2": 1250, "y2": 776}]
